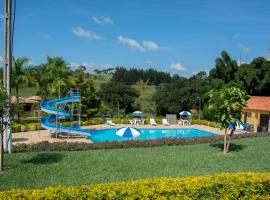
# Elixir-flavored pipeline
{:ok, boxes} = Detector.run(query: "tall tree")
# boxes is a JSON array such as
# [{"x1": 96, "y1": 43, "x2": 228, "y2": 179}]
[
  {"x1": 209, "y1": 51, "x2": 238, "y2": 84},
  {"x1": 45, "y1": 57, "x2": 71, "y2": 98},
  {"x1": 12, "y1": 57, "x2": 30, "y2": 121},
  {"x1": 100, "y1": 81, "x2": 138, "y2": 114},
  {"x1": 207, "y1": 87, "x2": 249, "y2": 154},
  {"x1": 12, "y1": 57, "x2": 29, "y2": 103}
]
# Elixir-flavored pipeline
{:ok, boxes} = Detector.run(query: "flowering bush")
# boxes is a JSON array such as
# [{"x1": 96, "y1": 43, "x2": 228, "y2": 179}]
[{"x1": 0, "y1": 173, "x2": 270, "y2": 199}]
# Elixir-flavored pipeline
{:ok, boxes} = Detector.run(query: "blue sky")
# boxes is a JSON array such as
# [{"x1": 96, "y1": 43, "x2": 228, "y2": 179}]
[{"x1": 0, "y1": 0, "x2": 270, "y2": 76}]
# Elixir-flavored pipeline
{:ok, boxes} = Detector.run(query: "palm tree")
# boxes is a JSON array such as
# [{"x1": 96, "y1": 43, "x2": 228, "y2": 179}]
[
  {"x1": 45, "y1": 57, "x2": 71, "y2": 97},
  {"x1": 12, "y1": 57, "x2": 29, "y2": 103}
]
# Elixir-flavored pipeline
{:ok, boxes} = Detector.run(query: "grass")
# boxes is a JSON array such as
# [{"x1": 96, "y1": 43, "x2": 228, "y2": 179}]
[
  {"x1": 92, "y1": 73, "x2": 113, "y2": 90},
  {"x1": 1, "y1": 136, "x2": 270, "y2": 191},
  {"x1": 11, "y1": 87, "x2": 38, "y2": 97}
]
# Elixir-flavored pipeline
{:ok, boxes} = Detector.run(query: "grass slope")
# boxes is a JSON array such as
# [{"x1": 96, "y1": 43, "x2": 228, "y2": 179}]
[
  {"x1": 1, "y1": 136, "x2": 270, "y2": 191},
  {"x1": 11, "y1": 87, "x2": 38, "y2": 98}
]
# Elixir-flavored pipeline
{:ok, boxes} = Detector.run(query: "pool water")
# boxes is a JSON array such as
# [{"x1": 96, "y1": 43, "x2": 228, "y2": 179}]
[{"x1": 88, "y1": 128, "x2": 217, "y2": 143}]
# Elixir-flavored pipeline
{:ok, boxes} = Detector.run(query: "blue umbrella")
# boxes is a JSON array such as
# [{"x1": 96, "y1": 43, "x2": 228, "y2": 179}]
[
  {"x1": 179, "y1": 111, "x2": 191, "y2": 116},
  {"x1": 132, "y1": 110, "x2": 143, "y2": 117},
  {"x1": 116, "y1": 127, "x2": 141, "y2": 138}
]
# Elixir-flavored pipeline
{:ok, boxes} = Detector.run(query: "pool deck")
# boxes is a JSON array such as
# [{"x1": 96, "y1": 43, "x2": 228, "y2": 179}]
[{"x1": 12, "y1": 124, "x2": 226, "y2": 145}]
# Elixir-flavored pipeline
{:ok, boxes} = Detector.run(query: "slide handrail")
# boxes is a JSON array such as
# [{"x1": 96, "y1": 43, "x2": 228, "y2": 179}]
[{"x1": 40, "y1": 93, "x2": 91, "y2": 137}]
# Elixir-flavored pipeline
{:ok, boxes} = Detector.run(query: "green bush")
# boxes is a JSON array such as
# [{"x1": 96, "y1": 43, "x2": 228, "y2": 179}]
[
  {"x1": 192, "y1": 119, "x2": 221, "y2": 128},
  {"x1": 14, "y1": 133, "x2": 270, "y2": 153},
  {"x1": 12, "y1": 123, "x2": 22, "y2": 132},
  {"x1": 1, "y1": 173, "x2": 270, "y2": 199},
  {"x1": 20, "y1": 125, "x2": 28, "y2": 132},
  {"x1": 27, "y1": 123, "x2": 37, "y2": 131}
]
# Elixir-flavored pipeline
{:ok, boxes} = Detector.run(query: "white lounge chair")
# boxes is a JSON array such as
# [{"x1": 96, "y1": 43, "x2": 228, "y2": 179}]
[
  {"x1": 150, "y1": 118, "x2": 157, "y2": 126},
  {"x1": 162, "y1": 118, "x2": 170, "y2": 126},
  {"x1": 107, "y1": 120, "x2": 116, "y2": 126}
]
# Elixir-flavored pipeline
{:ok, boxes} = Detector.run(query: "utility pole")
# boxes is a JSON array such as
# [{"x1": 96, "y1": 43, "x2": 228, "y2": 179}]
[{"x1": 3, "y1": 0, "x2": 12, "y2": 153}]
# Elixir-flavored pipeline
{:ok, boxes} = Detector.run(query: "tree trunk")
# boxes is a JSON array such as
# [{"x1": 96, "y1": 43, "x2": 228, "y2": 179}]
[
  {"x1": 223, "y1": 128, "x2": 227, "y2": 154},
  {"x1": 226, "y1": 129, "x2": 234, "y2": 153}
]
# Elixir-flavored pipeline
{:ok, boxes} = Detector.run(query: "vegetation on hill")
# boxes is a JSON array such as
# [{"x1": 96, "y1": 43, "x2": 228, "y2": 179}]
[{"x1": 0, "y1": 50, "x2": 270, "y2": 119}]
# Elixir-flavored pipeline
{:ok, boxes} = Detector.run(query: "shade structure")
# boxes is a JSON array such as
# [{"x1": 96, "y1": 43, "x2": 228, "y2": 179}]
[
  {"x1": 179, "y1": 111, "x2": 191, "y2": 116},
  {"x1": 132, "y1": 110, "x2": 143, "y2": 117},
  {"x1": 116, "y1": 127, "x2": 141, "y2": 138}
]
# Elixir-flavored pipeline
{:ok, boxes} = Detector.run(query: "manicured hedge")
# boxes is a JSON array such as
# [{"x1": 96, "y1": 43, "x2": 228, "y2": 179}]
[
  {"x1": 192, "y1": 119, "x2": 221, "y2": 128},
  {"x1": 12, "y1": 132, "x2": 270, "y2": 153},
  {"x1": 1, "y1": 173, "x2": 270, "y2": 199}
]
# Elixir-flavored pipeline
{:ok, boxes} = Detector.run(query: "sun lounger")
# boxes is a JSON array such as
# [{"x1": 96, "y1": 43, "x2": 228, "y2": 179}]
[
  {"x1": 107, "y1": 120, "x2": 116, "y2": 126},
  {"x1": 162, "y1": 118, "x2": 170, "y2": 126},
  {"x1": 150, "y1": 118, "x2": 157, "y2": 126},
  {"x1": 129, "y1": 120, "x2": 134, "y2": 125}
]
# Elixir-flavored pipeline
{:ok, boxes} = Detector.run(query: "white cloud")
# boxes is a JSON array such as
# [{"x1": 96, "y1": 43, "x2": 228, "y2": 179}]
[
  {"x1": 238, "y1": 43, "x2": 250, "y2": 53},
  {"x1": 117, "y1": 36, "x2": 145, "y2": 52},
  {"x1": 143, "y1": 40, "x2": 160, "y2": 51},
  {"x1": 237, "y1": 60, "x2": 245, "y2": 66},
  {"x1": 0, "y1": 56, "x2": 3, "y2": 63},
  {"x1": 117, "y1": 36, "x2": 160, "y2": 52},
  {"x1": 266, "y1": 52, "x2": 270, "y2": 61},
  {"x1": 171, "y1": 62, "x2": 187, "y2": 72},
  {"x1": 71, "y1": 27, "x2": 103, "y2": 40},
  {"x1": 0, "y1": 13, "x2": 4, "y2": 20},
  {"x1": 92, "y1": 16, "x2": 113, "y2": 25},
  {"x1": 144, "y1": 60, "x2": 153, "y2": 65}
]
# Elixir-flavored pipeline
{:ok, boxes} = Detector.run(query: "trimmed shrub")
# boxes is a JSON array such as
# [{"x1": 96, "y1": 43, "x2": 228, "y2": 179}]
[
  {"x1": 1, "y1": 173, "x2": 270, "y2": 199},
  {"x1": 27, "y1": 123, "x2": 37, "y2": 131},
  {"x1": 12, "y1": 123, "x2": 22, "y2": 133},
  {"x1": 12, "y1": 132, "x2": 270, "y2": 153},
  {"x1": 20, "y1": 125, "x2": 28, "y2": 132},
  {"x1": 192, "y1": 119, "x2": 221, "y2": 128}
]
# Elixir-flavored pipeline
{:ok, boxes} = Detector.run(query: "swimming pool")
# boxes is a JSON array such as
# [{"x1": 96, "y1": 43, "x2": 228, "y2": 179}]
[{"x1": 88, "y1": 128, "x2": 217, "y2": 143}]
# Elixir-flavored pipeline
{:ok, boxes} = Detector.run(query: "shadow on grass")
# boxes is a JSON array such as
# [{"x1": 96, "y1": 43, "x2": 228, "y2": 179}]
[
  {"x1": 210, "y1": 143, "x2": 247, "y2": 152},
  {"x1": 22, "y1": 153, "x2": 64, "y2": 165},
  {"x1": 13, "y1": 138, "x2": 28, "y2": 142}
]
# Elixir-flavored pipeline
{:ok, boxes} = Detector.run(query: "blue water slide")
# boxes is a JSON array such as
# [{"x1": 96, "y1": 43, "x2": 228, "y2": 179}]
[{"x1": 40, "y1": 94, "x2": 91, "y2": 137}]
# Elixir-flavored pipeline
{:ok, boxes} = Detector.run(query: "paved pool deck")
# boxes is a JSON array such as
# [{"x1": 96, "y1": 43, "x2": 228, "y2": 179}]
[{"x1": 12, "y1": 124, "x2": 226, "y2": 145}]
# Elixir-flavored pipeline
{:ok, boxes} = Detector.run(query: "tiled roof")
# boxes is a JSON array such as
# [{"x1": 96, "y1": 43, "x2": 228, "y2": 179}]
[{"x1": 245, "y1": 96, "x2": 270, "y2": 111}]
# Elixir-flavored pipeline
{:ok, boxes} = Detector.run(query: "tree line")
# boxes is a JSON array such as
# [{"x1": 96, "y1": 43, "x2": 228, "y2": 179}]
[{"x1": 0, "y1": 50, "x2": 269, "y2": 120}]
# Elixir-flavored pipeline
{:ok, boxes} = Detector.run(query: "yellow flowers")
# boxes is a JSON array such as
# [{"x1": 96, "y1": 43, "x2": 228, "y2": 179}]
[{"x1": 1, "y1": 173, "x2": 270, "y2": 199}]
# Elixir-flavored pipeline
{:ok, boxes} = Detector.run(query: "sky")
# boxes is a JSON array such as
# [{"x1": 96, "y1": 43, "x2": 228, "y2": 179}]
[{"x1": 0, "y1": 0, "x2": 270, "y2": 76}]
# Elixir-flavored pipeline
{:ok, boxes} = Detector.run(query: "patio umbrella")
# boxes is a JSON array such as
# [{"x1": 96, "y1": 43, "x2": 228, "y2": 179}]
[
  {"x1": 116, "y1": 127, "x2": 141, "y2": 138},
  {"x1": 179, "y1": 111, "x2": 191, "y2": 116},
  {"x1": 132, "y1": 110, "x2": 144, "y2": 117}
]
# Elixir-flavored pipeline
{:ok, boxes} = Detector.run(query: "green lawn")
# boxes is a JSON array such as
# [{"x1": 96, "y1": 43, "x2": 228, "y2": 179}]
[
  {"x1": 1, "y1": 136, "x2": 270, "y2": 191},
  {"x1": 11, "y1": 87, "x2": 38, "y2": 97}
]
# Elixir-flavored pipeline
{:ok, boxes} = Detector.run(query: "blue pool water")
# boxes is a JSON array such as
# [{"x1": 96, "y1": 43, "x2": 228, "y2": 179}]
[{"x1": 88, "y1": 128, "x2": 217, "y2": 143}]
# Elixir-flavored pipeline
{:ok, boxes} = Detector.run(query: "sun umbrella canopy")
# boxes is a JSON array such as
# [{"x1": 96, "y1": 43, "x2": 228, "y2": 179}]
[
  {"x1": 179, "y1": 111, "x2": 191, "y2": 116},
  {"x1": 132, "y1": 110, "x2": 143, "y2": 116},
  {"x1": 116, "y1": 127, "x2": 141, "y2": 138}
]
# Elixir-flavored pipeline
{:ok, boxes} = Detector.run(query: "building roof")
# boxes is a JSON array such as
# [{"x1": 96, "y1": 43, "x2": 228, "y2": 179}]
[
  {"x1": 189, "y1": 109, "x2": 198, "y2": 114},
  {"x1": 245, "y1": 96, "x2": 270, "y2": 112},
  {"x1": 11, "y1": 96, "x2": 42, "y2": 104}
]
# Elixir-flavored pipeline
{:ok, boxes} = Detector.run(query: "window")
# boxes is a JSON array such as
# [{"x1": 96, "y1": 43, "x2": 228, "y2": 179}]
[{"x1": 246, "y1": 112, "x2": 251, "y2": 117}]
